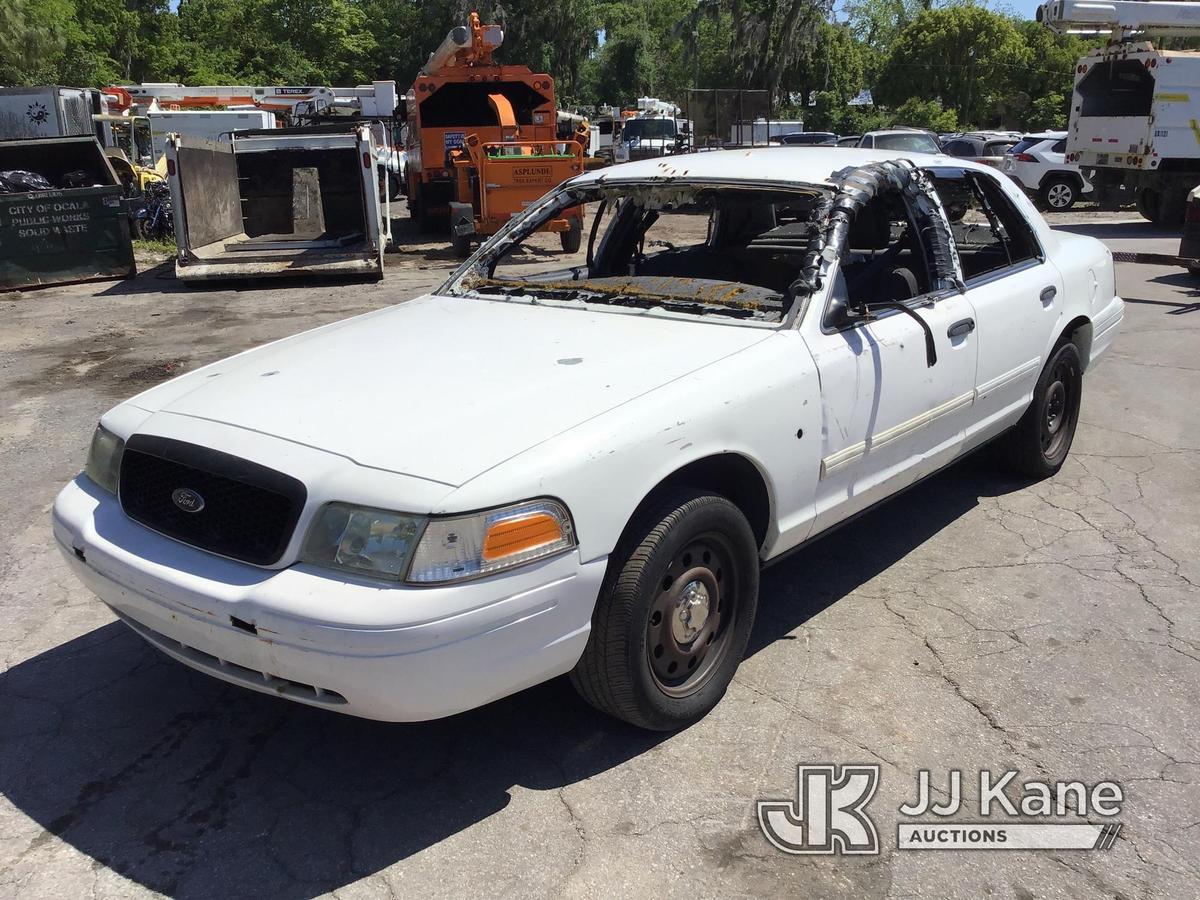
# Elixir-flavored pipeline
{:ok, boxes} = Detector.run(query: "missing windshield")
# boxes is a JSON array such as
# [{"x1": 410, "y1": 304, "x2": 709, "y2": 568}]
[{"x1": 447, "y1": 183, "x2": 825, "y2": 323}]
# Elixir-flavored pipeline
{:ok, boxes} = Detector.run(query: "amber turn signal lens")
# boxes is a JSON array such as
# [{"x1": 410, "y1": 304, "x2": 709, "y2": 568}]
[{"x1": 482, "y1": 513, "x2": 563, "y2": 561}]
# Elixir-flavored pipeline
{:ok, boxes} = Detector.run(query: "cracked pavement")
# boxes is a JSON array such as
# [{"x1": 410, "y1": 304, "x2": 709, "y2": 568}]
[{"x1": 1, "y1": 216, "x2": 1198, "y2": 898}]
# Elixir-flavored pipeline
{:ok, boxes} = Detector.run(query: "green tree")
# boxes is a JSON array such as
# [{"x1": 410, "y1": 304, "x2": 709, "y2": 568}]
[
  {"x1": 877, "y1": 5, "x2": 1028, "y2": 126},
  {"x1": 1002, "y1": 20, "x2": 1092, "y2": 130},
  {"x1": 0, "y1": 0, "x2": 77, "y2": 85}
]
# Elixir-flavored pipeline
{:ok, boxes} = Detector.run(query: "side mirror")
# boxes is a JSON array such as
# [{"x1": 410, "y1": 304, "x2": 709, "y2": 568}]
[{"x1": 822, "y1": 271, "x2": 862, "y2": 330}]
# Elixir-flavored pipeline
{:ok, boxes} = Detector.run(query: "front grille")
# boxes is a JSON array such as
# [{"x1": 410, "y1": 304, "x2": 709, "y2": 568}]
[
  {"x1": 630, "y1": 147, "x2": 665, "y2": 161},
  {"x1": 119, "y1": 435, "x2": 306, "y2": 566}
]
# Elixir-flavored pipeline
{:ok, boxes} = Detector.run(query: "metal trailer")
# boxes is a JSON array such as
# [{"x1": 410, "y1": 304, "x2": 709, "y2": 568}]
[
  {"x1": 0, "y1": 136, "x2": 135, "y2": 290},
  {"x1": 166, "y1": 125, "x2": 386, "y2": 282},
  {"x1": 1040, "y1": 0, "x2": 1200, "y2": 223}
]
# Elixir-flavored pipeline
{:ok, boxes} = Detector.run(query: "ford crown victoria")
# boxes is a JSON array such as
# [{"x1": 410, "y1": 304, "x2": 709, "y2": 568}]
[{"x1": 53, "y1": 148, "x2": 1124, "y2": 730}]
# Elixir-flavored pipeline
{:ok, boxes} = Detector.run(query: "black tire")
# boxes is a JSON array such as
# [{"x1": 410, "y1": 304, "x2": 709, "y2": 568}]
[
  {"x1": 1040, "y1": 176, "x2": 1077, "y2": 212},
  {"x1": 411, "y1": 186, "x2": 432, "y2": 233},
  {"x1": 999, "y1": 341, "x2": 1083, "y2": 479},
  {"x1": 560, "y1": 220, "x2": 582, "y2": 253},
  {"x1": 570, "y1": 490, "x2": 759, "y2": 731},
  {"x1": 1159, "y1": 187, "x2": 1187, "y2": 226},
  {"x1": 1136, "y1": 186, "x2": 1162, "y2": 224},
  {"x1": 451, "y1": 225, "x2": 471, "y2": 258}
]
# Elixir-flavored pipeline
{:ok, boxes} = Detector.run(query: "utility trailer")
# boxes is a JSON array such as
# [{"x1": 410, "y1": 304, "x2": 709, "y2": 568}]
[
  {"x1": 0, "y1": 136, "x2": 135, "y2": 290},
  {"x1": 1040, "y1": 0, "x2": 1200, "y2": 223},
  {"x1": 166, "y1": 125, "x2": 386, "y2": 282}
]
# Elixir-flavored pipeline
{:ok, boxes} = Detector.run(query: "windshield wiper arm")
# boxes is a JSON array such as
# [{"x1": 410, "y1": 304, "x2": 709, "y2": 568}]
[{"x1": 464, "y1": 280, "x2": 762, "y2": 318}]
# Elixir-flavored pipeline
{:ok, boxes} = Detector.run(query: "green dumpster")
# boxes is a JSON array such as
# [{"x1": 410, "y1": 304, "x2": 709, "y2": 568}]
[{"x1": 0, "y1": 136, "x2": 136, "y2": 290}]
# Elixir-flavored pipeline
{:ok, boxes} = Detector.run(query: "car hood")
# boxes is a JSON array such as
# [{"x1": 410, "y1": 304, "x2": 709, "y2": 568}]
[{"x1": 127, "y1": 293, "x2": 772, "y2": 486}]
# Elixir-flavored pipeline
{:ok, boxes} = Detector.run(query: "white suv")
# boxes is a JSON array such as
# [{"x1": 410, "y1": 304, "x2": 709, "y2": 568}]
[{"x1": 1003, "y1": 132, "x2": 1092, "y2": 211}]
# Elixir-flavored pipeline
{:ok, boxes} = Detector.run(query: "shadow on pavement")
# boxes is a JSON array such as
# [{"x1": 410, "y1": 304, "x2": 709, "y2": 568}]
[
  {"x1": 1050, "y1": 220, "x2": 1180, "y2": 240},
  {"x1": 0, "y1": 455, "x2": 1021, "y2": 897},
  {"x1": 1124, "y1": 270, "x2": 1200, "y2": 314}
]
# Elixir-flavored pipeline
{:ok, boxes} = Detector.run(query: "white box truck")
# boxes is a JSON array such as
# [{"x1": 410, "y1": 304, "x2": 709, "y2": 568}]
[{"x1": 1041, "y1": 0, "x2": 1200, "y2": 222}]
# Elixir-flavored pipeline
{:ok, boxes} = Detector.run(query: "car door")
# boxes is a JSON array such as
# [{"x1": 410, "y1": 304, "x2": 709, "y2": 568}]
[
  {"x1": 798, "y1": 180, "x2": 979, "y2": 535},
  {"x1": 927, "y1": 167, "x2": 1063, "y2": 448}
]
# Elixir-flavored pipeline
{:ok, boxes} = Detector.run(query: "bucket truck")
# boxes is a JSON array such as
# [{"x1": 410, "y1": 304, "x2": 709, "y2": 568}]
[{"x1": 1040, "y1": 0, "x2": 1200, "y2": 222}]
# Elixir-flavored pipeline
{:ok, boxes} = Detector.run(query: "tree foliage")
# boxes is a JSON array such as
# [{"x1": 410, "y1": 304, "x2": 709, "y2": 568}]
[
  {"x1": 0, "y1": 0, "x2": 1090, "y2": 133},
  {"x1": 877, "y1": 6, "x2": 1028, "y2": 124}
]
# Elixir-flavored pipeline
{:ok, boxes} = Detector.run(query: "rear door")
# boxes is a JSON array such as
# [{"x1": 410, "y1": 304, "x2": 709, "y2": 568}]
[
  {"x1": 355, "y1": 126, "x2": 384, "y2": 252},
  {"x1": 927, "y1": 167, "x2": 1063, "y2": 448}
]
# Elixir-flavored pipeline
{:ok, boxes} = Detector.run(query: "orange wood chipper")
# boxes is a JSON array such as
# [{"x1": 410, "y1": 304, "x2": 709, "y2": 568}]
[{"x1": 404, "y1": 12, "x2": 586, "y2": 257}]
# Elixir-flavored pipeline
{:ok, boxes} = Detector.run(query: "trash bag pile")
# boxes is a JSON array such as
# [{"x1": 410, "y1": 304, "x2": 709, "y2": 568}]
[
  {"x1": 0, "y1": 170, "x2": 54, "y2": 193},
  {"x1": 0, "y1": 168, "x2": 106, "y2": 193}
]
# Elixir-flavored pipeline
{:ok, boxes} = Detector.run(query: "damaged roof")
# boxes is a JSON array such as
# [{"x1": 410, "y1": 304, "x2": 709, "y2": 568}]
[{"x1": 569, "y1": 146, "x2": 987, "y2": 191}]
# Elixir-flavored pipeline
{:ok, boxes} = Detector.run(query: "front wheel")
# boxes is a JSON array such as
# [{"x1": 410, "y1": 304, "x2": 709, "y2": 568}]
[
  {"x1": 571, "y1": 491, "x2": 759, "y2": 731},
  {"x1": 999, "y1": 341, "x2": 1083, "y2": 479}
]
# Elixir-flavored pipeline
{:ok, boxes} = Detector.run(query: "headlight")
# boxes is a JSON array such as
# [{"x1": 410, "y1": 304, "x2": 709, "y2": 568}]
[
  {"x1": 407, "y1": 499, "x2": 575, "y2": 584},
  {"x1": 84, "y1": 424, "x2": 125, "y2": 494},
  {"x1": 299, "y1": 498, "x2": 575, "y2": 584},
  {"x1": 300, "y1": 503, "x2": 425, "y2": 580}
]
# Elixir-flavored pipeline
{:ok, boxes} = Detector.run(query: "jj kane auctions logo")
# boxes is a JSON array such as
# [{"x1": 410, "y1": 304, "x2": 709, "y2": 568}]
[{"x1": 758, "y1": 765, "x2": 1124, "y2": 854}]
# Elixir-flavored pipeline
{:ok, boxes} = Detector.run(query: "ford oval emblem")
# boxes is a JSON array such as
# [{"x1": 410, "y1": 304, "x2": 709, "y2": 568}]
[{"x1": 171, "y1": 487, "x2": 205, "y2": 513}]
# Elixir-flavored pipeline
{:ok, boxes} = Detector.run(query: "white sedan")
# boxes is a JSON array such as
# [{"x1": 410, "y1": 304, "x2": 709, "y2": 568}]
[{"x1": 53, "y1": 149, "x2": 1124, "y2": 731}]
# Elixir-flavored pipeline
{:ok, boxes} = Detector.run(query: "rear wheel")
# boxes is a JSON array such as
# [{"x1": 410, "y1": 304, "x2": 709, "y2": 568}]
[
  {"x1": 1040, "y1": 176, "x2": 1077, "y2": 211},
  {"x1": 999, "y1": 341, "x2": 1083, "y2": 479},
  {"x1": 571, "y1": 491, "x2": 759, "y2": 731},
  {"x1": 1135, "y1": 186, "x2": 1162, "y2": 223},
  {"x1": 1159, "y1": 187, "x2": 1187, "y2": 226}
]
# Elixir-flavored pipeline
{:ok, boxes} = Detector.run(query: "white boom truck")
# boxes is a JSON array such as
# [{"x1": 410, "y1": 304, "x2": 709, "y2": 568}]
[
  {"x1": 613, "y1": 98, "x2": 692, "y2": 163},
  {"x1": 1040, "y1": 0, "x2": 1200, "y2": 223}
]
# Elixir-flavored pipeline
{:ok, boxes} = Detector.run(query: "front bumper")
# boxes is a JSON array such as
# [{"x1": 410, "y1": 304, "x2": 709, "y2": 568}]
[{"x1": 53, "y1": 476, "x2": 604, "y2": 721}]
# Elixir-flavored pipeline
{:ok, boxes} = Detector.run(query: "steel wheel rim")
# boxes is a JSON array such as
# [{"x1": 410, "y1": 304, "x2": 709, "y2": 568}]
[
  {"x1": 1048, "y1": 184, "x2": 1072, "y2": 208},
  {"x1": 646, "y1": 532, "x2": 738, "y2": 698},
  {"x1": 1041, "y1": 358, "x2": 1074, "y2": 457}
]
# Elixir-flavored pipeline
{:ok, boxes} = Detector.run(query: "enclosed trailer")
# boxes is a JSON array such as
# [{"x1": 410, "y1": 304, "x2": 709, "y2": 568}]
[
  {"x1": 0, "y1": 136, "x2": 135, "y2": 291},
  {"x1": 166, "y1": 125, "x2": 386, "y2": 281}
]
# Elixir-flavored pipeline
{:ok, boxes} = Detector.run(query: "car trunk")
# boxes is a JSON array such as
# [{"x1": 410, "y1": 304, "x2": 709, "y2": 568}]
[
  {"x1": 167, "y1": 127, "x2": 384, "y2": 281},
  {"x1": 0, "y1": 136, "x2": 135, "y2": 291}
]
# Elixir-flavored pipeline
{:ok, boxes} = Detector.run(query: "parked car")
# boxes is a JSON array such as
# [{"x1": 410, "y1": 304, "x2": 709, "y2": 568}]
[
  {"x1": 941, "y1": 133, "x2": 1018, "y2": 169},
  {"x1": 836, "y1": 135, "x2": 861, "y2": 147},
  {"x1": 857, "y1": 129, "x2": 941, "y2": 154},
  {"x1": 1003, "y1": 131, "x2": 1092, "y2": 212},
  {"x1": 54, "y1": 148, "x2": 1123, "y2": 731},
  {"x1": 769, "y1": 131, "x2": 837, "y2": 146}
]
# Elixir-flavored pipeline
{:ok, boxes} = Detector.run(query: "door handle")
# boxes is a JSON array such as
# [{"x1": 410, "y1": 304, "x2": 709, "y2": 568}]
[
  {"x1": 1040, "y1": 285, "x2": 1057, "y2": 305},
  {"x1": 947, "y1": 317, "x2": 975, "y2": 339}
]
